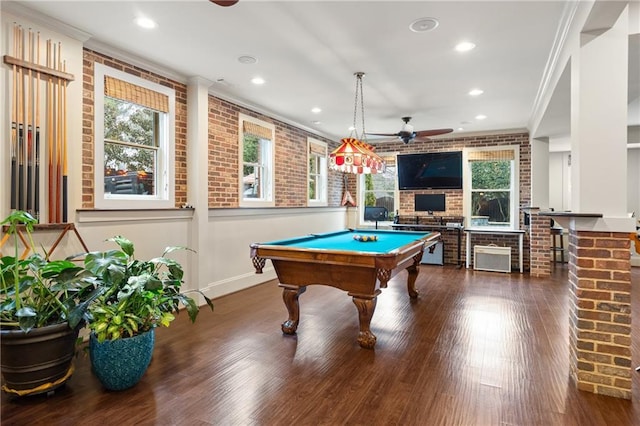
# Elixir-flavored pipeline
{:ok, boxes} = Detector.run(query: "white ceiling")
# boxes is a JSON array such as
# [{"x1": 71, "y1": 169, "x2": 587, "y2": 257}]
[{"x1": 6, "y1": 0, "x2": 634, "y2": 143}]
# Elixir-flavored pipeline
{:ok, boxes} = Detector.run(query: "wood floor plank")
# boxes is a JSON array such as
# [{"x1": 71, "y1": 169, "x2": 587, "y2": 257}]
[{"x1": 2, "y1": 265, "x2": 639, "y2": 425}]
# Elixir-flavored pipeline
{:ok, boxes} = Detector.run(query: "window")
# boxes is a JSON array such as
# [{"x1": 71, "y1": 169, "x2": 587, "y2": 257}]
[
  {"x1": 239, "y1": 114, "x2": 274, "y2": 206},
  {"x1": 308, "y1": 138, "x2": 327, "y2": 206},
  {"x1": 464, "y1": 146, "x2": 519, "y2": 228},
  {"x1": 359, "y1": 154, "x2": 398, "y2": 224},
  {"x1": 94, "y1": 63, "x2": 175, "y2": 208}
]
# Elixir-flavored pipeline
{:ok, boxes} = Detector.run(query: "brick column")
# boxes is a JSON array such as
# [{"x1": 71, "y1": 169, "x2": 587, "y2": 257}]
[
  {"x1": 529, "y1": 213, "x2": 551, "y2": 277},
  {"x1": 568, "y1": 230, "x2": 632, "y2": 399}
]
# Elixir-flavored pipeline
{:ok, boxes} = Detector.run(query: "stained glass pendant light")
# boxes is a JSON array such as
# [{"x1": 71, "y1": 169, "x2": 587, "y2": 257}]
[{"x1": 329, "y1": 72, "x2": 385, "y2": 174}]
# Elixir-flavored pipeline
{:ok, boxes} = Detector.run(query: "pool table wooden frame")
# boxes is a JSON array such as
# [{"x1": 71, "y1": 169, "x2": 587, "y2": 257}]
[{"x1": 250, "y1": 229, "x2": 440, "y2": 349}]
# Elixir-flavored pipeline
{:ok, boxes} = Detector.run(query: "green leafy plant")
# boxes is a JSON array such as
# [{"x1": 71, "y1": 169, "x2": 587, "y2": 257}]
[
  {"x1": 0, "y1": 211, "x2": 98, "y2": 332},
  {"x1": 84, "y1": 236, "x2": 213, "y2": 342}
]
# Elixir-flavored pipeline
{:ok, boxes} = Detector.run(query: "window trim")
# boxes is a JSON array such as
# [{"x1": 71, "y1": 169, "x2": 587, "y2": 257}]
[
  {"x1": 307, "y1": 137, "x2": 328, "y2": 206},
  {"x1": 462, "y1": 145, "x2": 520, "y2": 229},
  {"x1": 238, "y1": 113, "x2": 275, "y2": 207},
  {"x1": 94, "y1": 63, "x2": 175, "y2": 209}
]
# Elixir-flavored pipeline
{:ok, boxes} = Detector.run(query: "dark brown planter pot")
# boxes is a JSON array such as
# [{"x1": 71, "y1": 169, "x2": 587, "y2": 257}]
[{"x1": 1, "y1": 322, "x2": 81, "y2": 396}]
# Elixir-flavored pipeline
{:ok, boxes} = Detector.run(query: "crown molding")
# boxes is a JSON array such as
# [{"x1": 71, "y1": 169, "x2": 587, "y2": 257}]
[{"x1": 1, "y1": 1, "x2": 91, "y2": 42}]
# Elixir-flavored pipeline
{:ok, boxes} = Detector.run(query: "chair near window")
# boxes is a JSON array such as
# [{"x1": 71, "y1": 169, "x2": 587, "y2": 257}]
[{"x1": 550, "y1": 223, "x2": 565, "y2": 264}]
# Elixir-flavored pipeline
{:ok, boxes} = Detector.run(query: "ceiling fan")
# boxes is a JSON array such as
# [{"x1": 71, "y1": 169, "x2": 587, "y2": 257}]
[
  {"x1": 209, "y1": 1, "x2": 239, "y2": 6},
  {"x1": 366, "y1": 117, "x2": 453, "y2": 144}
]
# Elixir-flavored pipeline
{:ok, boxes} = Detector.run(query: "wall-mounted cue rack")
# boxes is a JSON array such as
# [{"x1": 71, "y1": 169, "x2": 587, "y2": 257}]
[{"x1": 3, "y1": 23, "x2": 75, "y2": 224}]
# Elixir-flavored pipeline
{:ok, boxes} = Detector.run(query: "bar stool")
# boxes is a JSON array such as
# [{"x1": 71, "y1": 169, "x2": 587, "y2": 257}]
[{"x1": 550, "y1": 226, "x2": 565, "y2": 263}]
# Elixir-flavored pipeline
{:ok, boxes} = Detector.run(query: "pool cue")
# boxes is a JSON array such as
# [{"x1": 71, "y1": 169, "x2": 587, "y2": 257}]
[
  {"x1": 34, "y1": 32, "x2": 41, "y2": 220},
  {"x1": 62, "y1": 59, "x2": 67, "y2": 223},
  {"x1": 55, "y1": 42, "x2": 63, "y2": 223},
  {"x1": 26, "y1": 29, "x2": 34, "y2": 214},
  {"x1": 10, "y1": 24, "x2": 18, "y2": 209},
  {"x1": 47, "y1": 39, "x2": 54, "y2": 222},
  {"x1": 17, "y1": 26, "x2": 25, "y2": 211}
]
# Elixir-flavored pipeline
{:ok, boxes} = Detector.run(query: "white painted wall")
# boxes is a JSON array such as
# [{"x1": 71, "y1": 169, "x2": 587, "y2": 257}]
[
  {"x1": 530, "y1": 138, "x2": 550, "y2": 209},
  {"x1": 0, "y1": 11, "x2": 350, "y2": 304},
  {"x1": 203, "y1": 208, "x2": 346, "y2": 298}
]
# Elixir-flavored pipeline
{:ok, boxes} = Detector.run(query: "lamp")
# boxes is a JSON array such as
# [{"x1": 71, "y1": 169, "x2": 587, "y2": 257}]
[{"x1": 329, "y1": 72, "x2": 385, "y2": 174}]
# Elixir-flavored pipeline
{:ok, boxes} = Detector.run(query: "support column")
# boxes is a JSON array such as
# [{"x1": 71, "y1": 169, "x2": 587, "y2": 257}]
[
  {"x1": 570, "y1": 4, "x2": 628, "y2": 215},
  {"x1": 529, "y1": 212, "x2": 551, "y2": 277},
  {"x1": 186, "y1": 77, "x2": 213, "y2": 297},
  {"x1": 565, "y1": 3, "x2": 634, "y2": 399},
  {"x1": 568, "y1": 230, "x2": 632, "y2": 399}
]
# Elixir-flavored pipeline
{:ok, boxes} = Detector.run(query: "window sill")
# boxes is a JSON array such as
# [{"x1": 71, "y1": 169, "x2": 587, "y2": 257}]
[{"x1": 76, "y1": 208, "x2": 193, "y2": 223}]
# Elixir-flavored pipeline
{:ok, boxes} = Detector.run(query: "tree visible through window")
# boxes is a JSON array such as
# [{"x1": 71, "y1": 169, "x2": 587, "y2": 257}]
[
  {"x1": 361, "y1": 156, "x2": 396, "y2": 223},
  {"x1": 471, "y1": 161, "x2": 511, "y2": 224},
  {"x1": 239, "y1": 115, "x2": 274, "y2": 205},
  {"x1": 94, "y1": 63, "x2": 175, "y2": 209},
  {"x1": 308, "y1": 138, "x2": 327, "y2": 205},
  {"x1": 104, "y1": 97, "x2": 158, "y2": 195},
  {"x1": 242, "y1": 134, "x2": 266, "y2": 199},
  {"x1": 466, "y1": 147, "x2": 518, "y2": 228}
]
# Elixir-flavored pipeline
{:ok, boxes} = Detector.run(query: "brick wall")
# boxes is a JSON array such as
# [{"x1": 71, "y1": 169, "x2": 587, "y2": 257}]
[
  {"x1": 375, "y1": 132, "x2": 531, "y2": 217},
  {"x1": 529, "y1": 213, "x2": 551, "y2": 277},
  {"x1": 379, "y1": 132, "x2": 531, "y2": 270},
  {"x1": 568, "y1": 230, "x2": 632, "y2": 399},
  {"x1": 82, "y1": 49, "x2": 188, "y2": 207},
  {"x1": 207, "y1": 95, "x2": 340, "y2": 208}
]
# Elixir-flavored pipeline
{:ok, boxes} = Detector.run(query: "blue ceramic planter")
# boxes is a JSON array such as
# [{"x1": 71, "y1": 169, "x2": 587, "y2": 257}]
[{"x1": 89, "y1": 329, "x2": 155, "y2": 391}]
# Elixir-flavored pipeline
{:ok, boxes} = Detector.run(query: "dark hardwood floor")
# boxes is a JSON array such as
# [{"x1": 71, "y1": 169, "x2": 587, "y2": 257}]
[{"x1": 2, "y1": 264, "x2": 639, "y2": 425}]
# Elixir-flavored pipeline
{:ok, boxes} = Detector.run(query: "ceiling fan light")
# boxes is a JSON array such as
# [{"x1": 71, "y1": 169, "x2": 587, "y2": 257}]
[{"x1": 401, "y1": 123, "x2": 414, "y2": 133}]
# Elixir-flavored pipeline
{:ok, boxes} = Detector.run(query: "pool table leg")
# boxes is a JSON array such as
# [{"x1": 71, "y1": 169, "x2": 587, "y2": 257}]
[
  {"x1": 406, "y1": 260, "x2": 420, "y2": 299},
  {"x1": 351, "y1": 290, "x2": 381, "y2": 349},
  {"x1": 280, "y1": 285, "x2": 306, "y2": 335}
]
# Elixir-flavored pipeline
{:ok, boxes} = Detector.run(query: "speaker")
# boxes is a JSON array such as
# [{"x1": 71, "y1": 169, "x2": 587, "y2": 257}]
[{"x1": 474, "y1": 245, "x2": 511, "y2": 273}]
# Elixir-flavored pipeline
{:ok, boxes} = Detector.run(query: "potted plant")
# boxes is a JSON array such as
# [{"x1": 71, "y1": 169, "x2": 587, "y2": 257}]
[
  {"x1": 83, "y1": 235, "x2": 213, "y2": 391},
  {"x1": 0, "y1": 211, "x2": 98, "y2": 396}
]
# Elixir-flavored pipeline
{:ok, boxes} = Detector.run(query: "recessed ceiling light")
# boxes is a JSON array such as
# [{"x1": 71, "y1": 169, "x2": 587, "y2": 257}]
[
  {"x1": 348, "y1": 125, "x2": 356, "y2": 131},
  {"x1": 457, "y1": 127, "x2": 464, "y2": 131},
  {"x1": 238, "y1": 55, "x2": 257, "y2": 64},
  {"x1": 468, "y1": 89, "x2": 484, "y2": 96},
  {"x1": 251, "y1": 77, "x2": 265, "y2": 85},
  {"x1": 311, "y1": 120, "x2": 321, "y2": 125},
  {"x1": 475, "y1": 114, "x2": 487, "y2": 120},
  {"x1": 311, "y1": 107, "x2": 322, "y2": 114},
  {"x1": 135, "y1": 17, "x2": 157, "y2": 29},
  {"x1": 455, "y1": 41, "x2": 476, "y2": 52},
  {"x1": 409, "y1": 17, "x2": 439, "y2": 33}
]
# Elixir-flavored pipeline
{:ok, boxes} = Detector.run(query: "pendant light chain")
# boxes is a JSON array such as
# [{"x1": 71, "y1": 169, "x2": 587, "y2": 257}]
[
  {"x1": 328, "y1": 71, "x2": 385, "y2": 174},
  {"x1": 351, "y1": 72, "x2": 366, "y2": 141},
  {"x1": 358, "y1": 73, "x2": 367, "y2": 140}
]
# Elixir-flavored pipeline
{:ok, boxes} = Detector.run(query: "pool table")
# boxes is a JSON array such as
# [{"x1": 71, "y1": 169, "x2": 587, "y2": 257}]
[{"x1": 250, "y1": 229, "x2": 440, "y2": 349}]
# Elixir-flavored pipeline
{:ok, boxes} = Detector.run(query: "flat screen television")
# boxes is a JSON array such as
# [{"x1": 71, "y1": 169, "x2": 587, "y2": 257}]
[
  {"x1": 397, "y1": 151, "x2": 462, "y2": 190},
  {"x1": 415, "y1": 194, "x2": 446, "y2": 213}
]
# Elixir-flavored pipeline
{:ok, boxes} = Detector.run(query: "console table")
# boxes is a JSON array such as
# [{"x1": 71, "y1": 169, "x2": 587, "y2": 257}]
[{"x1": 464, "y1": 228, "x2": 525, "y2": 273}]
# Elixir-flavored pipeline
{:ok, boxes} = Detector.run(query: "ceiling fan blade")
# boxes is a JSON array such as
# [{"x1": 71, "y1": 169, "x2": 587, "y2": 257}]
[
  {"x1": 414, "y1": 128, "x2": 454, "y2": 138},
  {"x1": 365, "y1": 132, "x2": 400, "y2": 137},
  {"x1": 210, "y1": 0, "x2": 239, "y2": 6}
]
